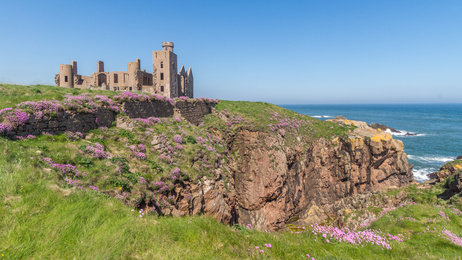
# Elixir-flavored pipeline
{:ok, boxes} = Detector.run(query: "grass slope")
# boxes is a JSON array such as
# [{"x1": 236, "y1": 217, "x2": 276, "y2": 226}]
[
  {"x1": 0, "y1": 84, "x2": 114, "y2": 109},
  {"x1": 0, "y1": 84, "x2": 461, "y2": 259}
]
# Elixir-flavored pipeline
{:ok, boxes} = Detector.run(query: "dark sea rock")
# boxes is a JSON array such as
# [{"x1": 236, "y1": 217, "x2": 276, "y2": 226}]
[
  {"x1": 369, "y1": 123, "x2": 417, "y2": 136},
  {"x1": 369, "y1": 123, "x2": 398, "y2": 132}
]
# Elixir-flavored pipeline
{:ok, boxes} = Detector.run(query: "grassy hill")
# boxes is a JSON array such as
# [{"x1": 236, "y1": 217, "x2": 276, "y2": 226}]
[{"x1": 0, "y1": 84, "x2": 461, "y2": 259}]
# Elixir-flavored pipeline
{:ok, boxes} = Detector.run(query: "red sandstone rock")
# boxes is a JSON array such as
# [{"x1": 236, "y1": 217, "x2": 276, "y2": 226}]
[{"x1": 148, "y1": 118, "x2": 413, "y2": 231}]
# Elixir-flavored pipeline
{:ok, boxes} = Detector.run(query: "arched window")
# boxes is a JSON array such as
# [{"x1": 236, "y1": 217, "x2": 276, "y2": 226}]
[
  {"x1": 160, "y1": 62, "x2": 163, "y2": 68},
  {"x1": 161, "y1": 86, "x2": 164, "y2": 92},
  {"x1": 114, "y1": 74, "x2": 118, "y2": 83}
]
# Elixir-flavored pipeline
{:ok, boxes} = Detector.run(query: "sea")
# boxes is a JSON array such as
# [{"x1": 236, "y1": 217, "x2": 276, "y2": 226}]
[{"x1": 281, "y1": 104, "x2": 462, "y2": 182}]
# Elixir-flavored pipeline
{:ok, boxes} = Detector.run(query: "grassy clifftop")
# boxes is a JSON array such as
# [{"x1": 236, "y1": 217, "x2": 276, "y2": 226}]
[
  {"x1": 0, "y1": 84, "x2": 114, "y2": 109},
  {"x1": 0, "y1": 84, "x2": 461, "y2": 259}
]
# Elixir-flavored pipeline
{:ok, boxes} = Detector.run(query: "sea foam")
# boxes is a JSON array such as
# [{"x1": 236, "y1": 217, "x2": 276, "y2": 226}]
[
  {"x1": 412, "y1": 168, "x2": 433, "y2": 182},
  {"x1": 408, "y1": 155, "x2": 454, "y2": 164},
  {"x1": 312, "y1": 115, "x2": 332, "y2": 119},
  {"x1": 385, "y1": 129, "x2": 426, "y2": 137}
]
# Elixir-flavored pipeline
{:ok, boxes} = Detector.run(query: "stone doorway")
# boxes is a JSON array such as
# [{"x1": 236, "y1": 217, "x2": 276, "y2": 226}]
[{"x1": 97, "y1": 74, "x2": 107, "y2": 87}]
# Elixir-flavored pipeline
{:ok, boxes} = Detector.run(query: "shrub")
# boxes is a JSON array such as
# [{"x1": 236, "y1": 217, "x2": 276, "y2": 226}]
[{"x1": 186, "y1": 136, "x2": 197, "y2": 144}]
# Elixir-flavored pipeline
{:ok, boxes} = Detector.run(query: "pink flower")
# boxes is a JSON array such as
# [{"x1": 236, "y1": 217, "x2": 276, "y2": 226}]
[
  {"x1": 85, "y1": 143, "x2": 107, "y2": 159},
  {"x1": 259, "y1": 250, "x2": 264, "y2": 253},
  {"x1": 442, "y1": 229, "x2": 462, "y2": 247},
  {"x1": 173, "y1": 134, "x2": 183, "y2": 144}
]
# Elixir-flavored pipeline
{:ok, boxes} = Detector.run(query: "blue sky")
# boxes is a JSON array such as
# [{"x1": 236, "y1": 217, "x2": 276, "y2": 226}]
[{"x1": 0, "y1": 0, "x2": 461, "y2": 104}]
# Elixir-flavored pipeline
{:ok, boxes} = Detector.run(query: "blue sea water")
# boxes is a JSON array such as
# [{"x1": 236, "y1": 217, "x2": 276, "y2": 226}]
[{"x1": 281, "y1": 104, "x2": 462, "y2": 182}]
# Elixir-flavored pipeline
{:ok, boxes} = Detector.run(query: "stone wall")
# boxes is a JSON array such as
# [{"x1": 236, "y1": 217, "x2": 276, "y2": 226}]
[
  {"x1": 6, "y1": 108, "x2": 116, "y2": 137},
  {"x1": 4, "y1": 100, "x2": 215, "y2": 138},
  {"x1": 174, "y1": 100, "x2": 214, "y2": 125},
  {"x1": 122, "y1": 100, "x2": 215, "y2": 125},
  {"x1": 122, "y1": 100, "x2": 175, "y2": 118}
]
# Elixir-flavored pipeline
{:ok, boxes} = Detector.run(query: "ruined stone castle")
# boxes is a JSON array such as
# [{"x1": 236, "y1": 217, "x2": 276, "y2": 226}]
[{"x1": 55, "y1": 42, "x2": 193, "y2": 98}]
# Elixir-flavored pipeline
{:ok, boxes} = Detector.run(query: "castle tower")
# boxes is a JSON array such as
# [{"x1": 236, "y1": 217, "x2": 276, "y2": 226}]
[
  {"x1": 127, "y1": 59, "x2": 141, "y2": 89},
  {"x1": 71, "y1": 61, "x2": 77, "y2": 75},
  {"x1": 178, "y1": 65, "x2": 186, "y2": 96},
  {"x1": 186, "y1": 67, "x2": 194, "y2": 98},
  {"x1": 153, "y1": 42, "x2": 178, "y2": 97},
  {"x1": 58, "y1": 63, "x2": 74, "y2": 88},
  {"x1": 163, "y1": 42, "x2": 174, "y2": 52},
  {"x1": 97, "y1": 60, "x2": 104, "y2": 73}
]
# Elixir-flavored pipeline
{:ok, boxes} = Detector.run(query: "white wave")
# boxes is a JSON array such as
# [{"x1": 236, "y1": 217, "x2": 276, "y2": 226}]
[
  {"x1": 385, "y1": 128, "x2": 424, "y2": 137},
  {"x1": 408, "y1": 155, "x2": 454, "y2": 164},
  {"x1": 413, "y1": 168, "x2": 432, "y2": 182},
  {"x1": 312, "y1": 115, "x2": 332, "y2": 118}
]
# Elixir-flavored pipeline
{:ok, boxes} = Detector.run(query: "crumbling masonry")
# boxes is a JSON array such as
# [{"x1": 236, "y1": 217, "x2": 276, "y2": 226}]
[{"x1": 55, "y1": 42, "x2": 193, "y2": 98}]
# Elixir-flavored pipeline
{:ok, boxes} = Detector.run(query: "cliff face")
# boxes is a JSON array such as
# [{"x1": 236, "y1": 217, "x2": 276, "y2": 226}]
[
  {"x1": 2, "y1": 91, "x2": 413, "y2": 231},
  {"x1": 153, "y1": 118, "x2": 413, "y2": 230}
]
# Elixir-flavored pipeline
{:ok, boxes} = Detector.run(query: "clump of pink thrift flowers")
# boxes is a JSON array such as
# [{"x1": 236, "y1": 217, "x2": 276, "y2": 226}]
[
  {"x1": 173, "y1": 134, "x2": 183, "y2": 144},
  {"x1": 85, "y1": 143, "x2": 108, "y2": 159},
  {"x1": 442, "y1": 229, "x2": 462, "y2": 247}
]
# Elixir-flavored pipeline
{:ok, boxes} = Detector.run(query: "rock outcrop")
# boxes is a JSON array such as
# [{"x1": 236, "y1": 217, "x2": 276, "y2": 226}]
[
  {"x1": 369, "y1": 122, "x2": 398, "y2": 132},
  {"x1": 428, "y1": 158, "x2": 462, "y2": 182},
  {"x1": 369, "y1": 122, "x2": 416, "y2": 136},
  {"x1": 427, "y1": 158, "x2": 462, "y2": 199},
  {"x1": 136, "y1": 117, "x2": 413, "y2": 231},
  {"x1": 441, "y1": 173, "x2": 462, "y2": 199}
]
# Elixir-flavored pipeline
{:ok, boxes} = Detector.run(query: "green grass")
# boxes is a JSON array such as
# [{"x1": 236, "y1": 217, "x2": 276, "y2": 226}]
[
  {"x1": 213, "y1": 100, "x2": 350, "y2": 146},
  {"x1": 1, "y1": 138, "x2": 461, "y2": 259},
  {"x1": 444, "y1": 159, "x2": 462, "y2": 168},
  {"x1": 0, "y1": 83, "x2": 114, "y2": 109},
  {"x1": 1, "y1": 84, "x2": 462, "y2": 259}
]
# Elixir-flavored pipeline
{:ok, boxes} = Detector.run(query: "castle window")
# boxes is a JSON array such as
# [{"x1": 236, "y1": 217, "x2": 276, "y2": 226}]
[
  {"x1": 64, "y1": 76, "x2": 68, "y2": 82},
  {"x1": 129, "y1": 87, "x2": 132, "y2": 91},
  {"x1": 114, "y1": 74, "x2": 118, "y2": 83},
  {"x1": 161, "y1": 86, "x2": 164, "y2": 92},
  {"x1": 160, "y1": 62, "x2": 163, "y2": 68},
  {"x1": 160, "y1": 73, "x2": 164, "y2": 80}
]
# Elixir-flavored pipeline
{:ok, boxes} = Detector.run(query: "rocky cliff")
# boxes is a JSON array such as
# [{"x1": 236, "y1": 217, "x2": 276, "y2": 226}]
[
  {"x1": 135, "y1": 115, "x2": 413, "y2": 230},
  {"x1": 3, "y1": 92, "x2": 414, "y2": 231},
  {"x1": 428, "y1": 158, "x2": 462, "y2": 199}
]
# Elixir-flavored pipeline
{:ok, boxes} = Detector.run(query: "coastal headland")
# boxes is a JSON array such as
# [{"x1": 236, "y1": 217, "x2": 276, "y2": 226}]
[{"x1": 0, "y1": 84, "x2": 461, "y2": 259}]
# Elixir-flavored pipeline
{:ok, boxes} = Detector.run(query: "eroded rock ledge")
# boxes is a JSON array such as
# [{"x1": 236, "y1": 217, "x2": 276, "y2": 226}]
[{"x1": 139, "y1": 117, "x2": 414, "y2": 230}]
